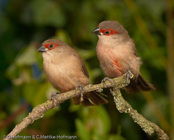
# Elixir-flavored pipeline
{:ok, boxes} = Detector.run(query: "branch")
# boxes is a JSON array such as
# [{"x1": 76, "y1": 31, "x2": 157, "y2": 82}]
[
  {"x1": 111, "y1": 88, "x2": 169, "y2": 140},
  {"x1": 4, "y1": 73, "x2": 169, "y2": 140}
]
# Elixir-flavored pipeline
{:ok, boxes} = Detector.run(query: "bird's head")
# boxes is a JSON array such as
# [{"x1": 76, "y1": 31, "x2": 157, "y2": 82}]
[
  {"x1": 92, "y1": 20, "x2": 129, "y2": 41},
  {"x1": 37, "y1": 39, "x2": 67, "y2": 53}
]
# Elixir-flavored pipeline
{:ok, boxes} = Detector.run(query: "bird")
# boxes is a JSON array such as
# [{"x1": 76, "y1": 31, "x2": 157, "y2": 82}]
[
  {"x1": 92, "y1": 20, "x2": 155, "y2": 93},
  {"x1": 37, "y1": 39, "x2": 108, "y2": 106}
]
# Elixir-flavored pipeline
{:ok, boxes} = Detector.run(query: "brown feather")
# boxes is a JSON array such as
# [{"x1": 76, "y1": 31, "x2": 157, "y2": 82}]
[
  {"x1": 40, "y1": 39, "x2": 108, "y2": 106},
  {"x1": 94, "y1": 20, "x2": 155, "y2": 93},
  {"x1": 125, "y1": 75, "x2": 155, "y2": 93}
]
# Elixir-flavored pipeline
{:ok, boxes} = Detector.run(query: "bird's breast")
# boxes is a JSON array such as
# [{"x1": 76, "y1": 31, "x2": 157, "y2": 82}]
[
  {"x1": 96, "y1": 43, "x2": 123, "y2": 77},
  {"x1": 43, "y1": 57, "x2": 89, "y2": 92},
  {"x1": 43, "y1": 61, "x2": 67, "y2": 91}
]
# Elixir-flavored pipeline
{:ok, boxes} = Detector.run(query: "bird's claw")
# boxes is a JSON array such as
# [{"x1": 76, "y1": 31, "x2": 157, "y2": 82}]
[
  {"x1": 102, "y1": 77, "x2": 113, "y2": 87},
  {"x1": 76, "y1": 85, "x2": 84, "y2": 102},
  {"x1": 125, "y1": 70, "x2": 134, "y2": 83}
]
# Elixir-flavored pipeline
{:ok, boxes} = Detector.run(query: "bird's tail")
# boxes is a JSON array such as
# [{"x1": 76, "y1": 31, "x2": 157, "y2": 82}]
[
  {"x1": 125, "y1": 74, "x2": 155, "y2": 93},
  {"x1": 73, "y1": 91, "x2": 108, "y2": 106}
]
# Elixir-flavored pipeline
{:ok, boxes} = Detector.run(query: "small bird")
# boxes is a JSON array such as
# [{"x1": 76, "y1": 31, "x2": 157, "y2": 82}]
[
  {"x1": 92, "y1": 20, "x2": 155, "y2": 93},
  {"x1": 37, "y1": 39, "x2": 108, "y2": 106}
]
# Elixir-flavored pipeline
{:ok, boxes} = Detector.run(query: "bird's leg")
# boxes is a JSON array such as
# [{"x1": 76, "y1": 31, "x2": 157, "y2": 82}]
[
  {"x1": 76, "y1": 85, "x2": 85, "y2": 102},
  {"x1": 125, "y1": 70, "x2": 134, "y2": 83},
  {"x1": 50, "y1": 92, "x2": 60, "y2": 107},
  {"x1": 102, "y1": 77, "x2": 113, "y2": 88}
]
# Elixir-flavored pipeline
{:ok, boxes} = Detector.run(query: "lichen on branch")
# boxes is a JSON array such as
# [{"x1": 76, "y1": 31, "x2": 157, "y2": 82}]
[
  {"x1": 4, "y1": 72, "x2": 169, "y2": 140},
  {"x1": 111, "y1": 88, "x2": 169, "y2": 140}
]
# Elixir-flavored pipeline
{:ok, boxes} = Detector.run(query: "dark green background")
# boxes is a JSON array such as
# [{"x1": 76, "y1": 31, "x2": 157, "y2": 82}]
[{"x1": 0, "y1": 0, "x2": 173, "y2": 140}]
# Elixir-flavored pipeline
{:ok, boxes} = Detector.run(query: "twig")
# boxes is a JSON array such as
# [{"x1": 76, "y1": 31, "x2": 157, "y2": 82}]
[
  {"x1": 111, "y1": 87, "x2": 169, "y2": 140},
  {"x1": 4, "y1": 73, "x2": 169, "y2": 140}
]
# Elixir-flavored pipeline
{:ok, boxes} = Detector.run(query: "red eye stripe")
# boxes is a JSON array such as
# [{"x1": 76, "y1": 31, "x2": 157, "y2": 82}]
[
  {"x1": 44, "y1": 43, "x2": 60, "y2": 50},
  {"x1": 100, "y1": 29, "x2": 119, "y2": 36}
]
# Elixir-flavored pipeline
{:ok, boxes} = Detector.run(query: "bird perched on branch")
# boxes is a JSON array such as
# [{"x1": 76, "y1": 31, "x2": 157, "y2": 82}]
[
  {"x1": 37, "y1": 39, "x2": 108, "y2": 106},
  {"x1": 92, "y1": 20, "x2": 155, "y2": 93}
]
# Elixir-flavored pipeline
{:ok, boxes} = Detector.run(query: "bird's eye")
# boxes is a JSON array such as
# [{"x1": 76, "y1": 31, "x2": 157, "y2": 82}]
[
  {"x1": 104, "y1": 31, "x2": 110, "y2": 34},
  {"x1": 49, "y1": 44, "x2": 54, "y2": 49}
]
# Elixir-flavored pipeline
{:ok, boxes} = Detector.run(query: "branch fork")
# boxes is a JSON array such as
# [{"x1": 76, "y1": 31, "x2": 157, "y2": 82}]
[{"x1": 4, "y1": 72, "x2": 169, "y2": 140}]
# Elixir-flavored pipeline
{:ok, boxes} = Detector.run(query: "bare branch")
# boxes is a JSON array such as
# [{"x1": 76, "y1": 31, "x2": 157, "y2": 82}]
[
  {"x1": 4, "y1": 73, "x2": 169, "y2": 140},
  {"x1": 111, "y1": 87, "x2": 169, "y2": 140}
]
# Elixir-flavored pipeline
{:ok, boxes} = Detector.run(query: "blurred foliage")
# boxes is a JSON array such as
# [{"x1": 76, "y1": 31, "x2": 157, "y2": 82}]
[{"x1": 0, "y1": 0, "x2": 172, "y2": 140}]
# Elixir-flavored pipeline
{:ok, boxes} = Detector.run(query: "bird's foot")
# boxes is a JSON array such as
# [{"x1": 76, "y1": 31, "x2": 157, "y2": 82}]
[
  {"x1": 76, "y1": 85, "x2": 84, "y2": 102},
  {"x1": 125, "y1": 70, "x2": 134, "y2": 83},
  {"x1": 50, "y1": 92, "x2": 59, "y2": 107},
  {"x1": 102, "y1": 77, "x2": 113, "y2": 87}
]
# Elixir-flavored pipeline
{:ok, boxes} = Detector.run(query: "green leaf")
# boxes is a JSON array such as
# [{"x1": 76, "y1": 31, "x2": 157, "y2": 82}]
[
  {"x1": 96, "y1": 106, "x2": 111, "y2": 135},
  {"x1": 32, "y1": 82, "x2": 50, "y2": 106},
  {"x1": 23, "y1": 82, "x2": 40, "y2": 104},
  {"x1": 15, "y1": 46, "x2": 37, "y2": 66},
  {"x1": 75, "y1": 119, "x2": 90, "y2": 140}
]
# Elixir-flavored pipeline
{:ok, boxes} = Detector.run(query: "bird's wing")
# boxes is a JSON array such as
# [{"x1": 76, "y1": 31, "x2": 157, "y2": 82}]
[
  {"x1": 72, "y1": 51, "x2": 89, "y2": 78},
  {"x1": 81, "y1": 60, "x2": 89, "y2": 78}
]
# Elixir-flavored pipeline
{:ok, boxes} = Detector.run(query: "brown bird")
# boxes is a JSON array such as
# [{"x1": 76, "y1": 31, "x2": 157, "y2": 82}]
[
  {"x1": 37, "y1": 39, "x2": 108, "y2": 106},
  {"x1": 92, "y1": 20, "x2": 155, "y2": 93}
]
